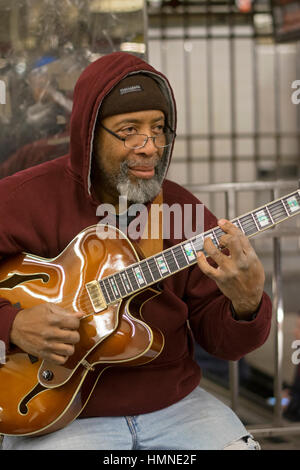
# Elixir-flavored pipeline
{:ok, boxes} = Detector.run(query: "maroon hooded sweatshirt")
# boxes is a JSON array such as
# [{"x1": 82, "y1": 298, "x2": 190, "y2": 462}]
[{"x1": 0, "y1": 52, "x2": 272, "y2": 417}]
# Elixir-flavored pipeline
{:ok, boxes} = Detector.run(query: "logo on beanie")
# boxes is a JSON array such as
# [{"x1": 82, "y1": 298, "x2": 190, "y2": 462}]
[{"x1": 119, "y1": 85, "x2": 143, "y2": 95}]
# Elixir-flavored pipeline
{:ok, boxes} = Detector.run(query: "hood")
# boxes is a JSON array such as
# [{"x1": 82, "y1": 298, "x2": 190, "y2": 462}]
[{"x1": 68, "y1": 52, "x2": 177, "y2": 201}]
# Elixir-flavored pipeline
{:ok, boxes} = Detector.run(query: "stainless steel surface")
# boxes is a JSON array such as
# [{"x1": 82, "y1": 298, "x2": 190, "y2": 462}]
[
  {"x1": 185, "y1": 180, "x2": 300, "y2": 438},
  {"x1": 273, "y1": 236, "x2": 284, "y2": 426}
]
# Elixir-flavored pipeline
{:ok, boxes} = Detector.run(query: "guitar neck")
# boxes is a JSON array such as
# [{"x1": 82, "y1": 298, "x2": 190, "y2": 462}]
[{"x1": 99, "y1": 189, "x2": 300, "y2": 305}]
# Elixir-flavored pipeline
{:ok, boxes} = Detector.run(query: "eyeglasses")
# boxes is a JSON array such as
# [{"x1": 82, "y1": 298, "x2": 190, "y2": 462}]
[{"x1": 100, "y1": 123, "x2": 176, "y2": 150}]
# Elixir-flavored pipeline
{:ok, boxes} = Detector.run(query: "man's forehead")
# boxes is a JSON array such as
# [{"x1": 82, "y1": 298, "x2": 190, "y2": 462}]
[{"x1": 105, "y1": 110, "x2": 165, "y2": 127}]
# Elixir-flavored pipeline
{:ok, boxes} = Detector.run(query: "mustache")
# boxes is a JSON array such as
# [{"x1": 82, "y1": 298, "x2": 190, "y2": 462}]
[{"x1": 122, "y1": 159, "x2": 160, "y2": 170}]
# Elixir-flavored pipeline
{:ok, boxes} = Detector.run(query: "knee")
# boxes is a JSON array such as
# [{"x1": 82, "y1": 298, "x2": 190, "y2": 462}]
[{"x1": 223, "y1": 434, "x2": 261, "y2": 450}]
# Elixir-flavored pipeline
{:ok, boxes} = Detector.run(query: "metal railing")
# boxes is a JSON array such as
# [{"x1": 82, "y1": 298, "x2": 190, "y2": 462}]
[{"x1": 185, "y1": 179, "x2": 300, "y2": 437}]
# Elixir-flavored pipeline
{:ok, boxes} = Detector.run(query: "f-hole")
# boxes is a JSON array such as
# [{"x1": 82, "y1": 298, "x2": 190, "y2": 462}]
[
  {"x1": 0, "y1": 273, "x2": 49, "y2": 289},
  {"x1": 19, "y1": 383, "x2": 46, "y2": 415}
]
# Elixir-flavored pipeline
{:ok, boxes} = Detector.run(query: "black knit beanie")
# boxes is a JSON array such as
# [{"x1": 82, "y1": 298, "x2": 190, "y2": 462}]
[{"x1": 99, "y1": 74, "x2": 169, "y2": 120}]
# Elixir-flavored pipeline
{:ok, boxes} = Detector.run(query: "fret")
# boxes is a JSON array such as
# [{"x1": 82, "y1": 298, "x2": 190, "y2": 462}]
[
  {"x1": 281, "y1": 198, "x2": 290, "y2": 216},
  {"x1": 268, "y1": 200, "x2": 286, "y2": 222},
  {"x1": 251, "y1": 212, "x2": 260, "y2": 232},
  {"x1": 173, "y1": 245, "x2": 188, "y2": 268},
  {"x1": 205, "y1": 231, "x2": 219, "y2": 248},
  {"x1": 265, "y1": 205, "x2": 275, "y2": 225},
  {"x1": 133, "y1": 264, "x2": 146, "y2": 286},
  {"x1": 180, "y1": 243, "x2": 190, "y2": 264},
  {"x1": 109, "y1": 276, "x2": 121, "y2": 298},
  {"x1": 190, "y1": 239, "x2": 201, "y2": 259},
  {"x1": 239, "y1": 214, "x2": 257, "y2": 236},
  {"x1": 140, "y1": 260, "x2": 154, "y2": 283},
  {"x1": 121, "y1": 270, "x2": 133, "y2": 293},
  {"x1": 183, "y1": 242, "x2": 197, "y2": 262},
  {"x1": 114, "y1": 273, "x2": 127, "y2": 297},
  {"x1": 283, "y1": 193, "x2": 300, "y2": 215},
  {"x1": 151, "y1": 257, "x2": 160, "y2": 277},
  {"x1": 161, "y1": 253, "x2": 170, "y2": 272},
  {"x1": 145, "y1": 260, "x2": 155, "y2": 281},
  {"x1": 99, "y1": 280, "x2": 110, "y2": 304},
  {"x1": 147, "y1": 257, "x2": 161, "y2": 280},
  {"x1": 144, "y1": 260, "x2": 155, "y2": 282},
  {"x1": 164, "y1": 249, "x2": 179, "y2": 272},
  {"x1": 108, "y1": 277, "x2": 120, "y2": 300},
  {"x1": 253, "y1": 208, "x2": 272, "y2": 230},
  {"x1": 190, "y1": 239, "x2": 197, "y2": 255},
  {"x1": 155, "y1": 254, "x2": 169, "y2": 276},
  {"x1": 235, "y1": 218, "x2": 245, "y2": 234},
  {"x1": 213, "y1": 227, "x2": 224, "y2": 244},
  {"x1": 103, "y1": 278, "x2": 115, "y2": 302},
  {"x1": 210, "y1": 228, "x2": 220, "y2": 247},
  {"x1": 203, "y1": 232, "x2": 212, "y2": 247},
  {"x1": 127, "y1": 267, "x2": 139, "y2": 290},
  {"x1": 192, "y1": 234, "x2": 204, "y2": 253},
  {"x1": 192, "y1": 237, "x2": 206, "y2": 258},
  {"x1": 119, "y1": 273, "x2": 127, "y2": 294}
]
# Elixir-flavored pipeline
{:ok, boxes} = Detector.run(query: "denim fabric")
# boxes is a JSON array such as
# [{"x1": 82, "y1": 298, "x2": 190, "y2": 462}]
[{"x1": 2, "y1": 386, "x2": 257, "y2": 450}]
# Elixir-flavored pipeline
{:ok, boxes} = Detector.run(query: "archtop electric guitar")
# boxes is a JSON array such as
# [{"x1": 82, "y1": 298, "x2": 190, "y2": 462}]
[{"x1": 0, "y1": 189, "x2": 300, "y2": 436}]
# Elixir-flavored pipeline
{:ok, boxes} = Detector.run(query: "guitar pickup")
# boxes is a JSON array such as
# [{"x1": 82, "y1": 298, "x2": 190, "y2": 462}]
[{"x1": 86, "y1": 280, "x2": 107, "y2": 312}]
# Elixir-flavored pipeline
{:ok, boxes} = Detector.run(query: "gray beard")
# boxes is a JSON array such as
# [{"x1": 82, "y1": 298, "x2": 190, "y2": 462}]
[{"x1": 105, "y1": 153, "x2": 168, "y2": 204}]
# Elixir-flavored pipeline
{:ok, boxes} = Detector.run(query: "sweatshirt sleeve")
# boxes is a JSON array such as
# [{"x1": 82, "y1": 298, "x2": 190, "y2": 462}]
[
  {"x1": 185, "y1": 263, "x2": 273, "y2": 361},
  {"x1": 0, "y1": 178, "x2": 32, "y2": 353},
  {"x1": 0, "y1": 298, "x2": 21, "y2": 352}
]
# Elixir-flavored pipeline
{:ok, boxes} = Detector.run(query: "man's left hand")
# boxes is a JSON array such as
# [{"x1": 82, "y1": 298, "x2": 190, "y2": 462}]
[{"x1": 196, "y1": 219, "x2": 265, "y2": 320}]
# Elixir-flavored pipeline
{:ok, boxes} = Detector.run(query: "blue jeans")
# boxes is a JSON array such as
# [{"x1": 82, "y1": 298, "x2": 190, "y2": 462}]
[{"x1": 2, "y1": 386, "x2": 259, "y2": 450}]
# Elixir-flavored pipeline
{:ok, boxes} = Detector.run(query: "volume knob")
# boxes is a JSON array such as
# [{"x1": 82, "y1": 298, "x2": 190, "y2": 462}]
[{"x1": 42, "y1": 369, "x2": 53, "y2": 381}]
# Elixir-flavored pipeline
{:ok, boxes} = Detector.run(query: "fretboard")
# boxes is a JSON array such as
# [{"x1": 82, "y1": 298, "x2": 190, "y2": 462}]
[{"x1": 99, "y1": 189, "x2": 300, "y2": 305}]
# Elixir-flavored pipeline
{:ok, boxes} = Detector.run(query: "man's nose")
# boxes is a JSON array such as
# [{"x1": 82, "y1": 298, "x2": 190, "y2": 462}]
[{"x1": 134, "y1": 136, "x2": 158, "y2": 156}]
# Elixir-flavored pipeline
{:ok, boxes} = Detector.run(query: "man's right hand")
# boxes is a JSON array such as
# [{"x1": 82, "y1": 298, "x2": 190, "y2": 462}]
[{"x1": 10, "y1": 303, "x2": 84, "y2": 365}]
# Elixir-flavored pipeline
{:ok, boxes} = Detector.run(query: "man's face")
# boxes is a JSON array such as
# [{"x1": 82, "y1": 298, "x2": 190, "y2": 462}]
[{"x1": 93, "y1": 109, "x2": 168, "y2": 205}]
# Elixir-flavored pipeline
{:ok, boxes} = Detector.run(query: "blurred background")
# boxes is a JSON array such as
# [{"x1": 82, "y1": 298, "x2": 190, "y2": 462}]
[{"x1": 1, "y1": 0, "x2": 300, "y2": 449}]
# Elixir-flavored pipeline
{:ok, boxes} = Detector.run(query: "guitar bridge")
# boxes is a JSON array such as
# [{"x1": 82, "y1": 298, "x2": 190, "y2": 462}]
[{"x1": 86, "y1": 280, "x2": 107, "y2": 312}]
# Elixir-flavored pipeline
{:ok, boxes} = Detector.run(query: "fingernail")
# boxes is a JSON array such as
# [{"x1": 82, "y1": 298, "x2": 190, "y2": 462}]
[{"x1": 218, "y1": 219, "x2": 226, "y2": 226}]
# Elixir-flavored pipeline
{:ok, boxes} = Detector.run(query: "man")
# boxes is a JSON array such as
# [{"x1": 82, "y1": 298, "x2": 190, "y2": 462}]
[{"x1": 0, "y1": 52, "x2": 272, "y2": 450}]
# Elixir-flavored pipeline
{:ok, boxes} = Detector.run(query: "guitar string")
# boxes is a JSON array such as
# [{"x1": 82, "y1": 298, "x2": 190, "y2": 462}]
[{"x1": 21, "y1": 198, "x2": 298, "y2": 313}]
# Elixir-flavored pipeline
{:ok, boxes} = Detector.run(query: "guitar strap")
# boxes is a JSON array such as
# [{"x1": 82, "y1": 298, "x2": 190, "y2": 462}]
[{"x1": 135, "y1": 190, "x2": 163, "y2": 259}]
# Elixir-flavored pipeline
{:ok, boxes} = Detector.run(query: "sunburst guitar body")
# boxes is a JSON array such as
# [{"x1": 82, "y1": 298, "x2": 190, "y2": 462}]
[{"x1": 0, "y1": 225, "x2": 164, "y2": 436}]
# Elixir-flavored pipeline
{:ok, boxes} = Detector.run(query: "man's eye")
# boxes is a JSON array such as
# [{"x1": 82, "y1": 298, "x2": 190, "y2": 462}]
[
  {"x1": 120, "y1": 127, "x2": 137, "y2": 135},
  {"x1": 153, "y1": 125, "x2": 164, "y2": 134}
]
